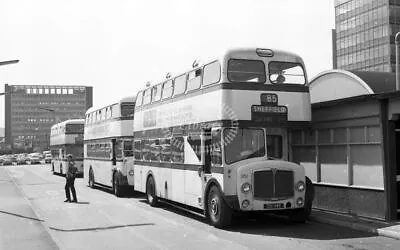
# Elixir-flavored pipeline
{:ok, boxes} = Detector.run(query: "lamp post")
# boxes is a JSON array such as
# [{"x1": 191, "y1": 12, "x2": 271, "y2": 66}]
[
  {"x1": 0, "y1": 60, "x2": 19, "y2": 66},
  {"x1": 396, "y1": 32, "x2": 400, "y2": 91},
  {"x1": 37, "y1": 107, "x2": 56, "y2": 150},
  {"x1": 1, "y1": 59, "x2": 19, "y2": 152}
]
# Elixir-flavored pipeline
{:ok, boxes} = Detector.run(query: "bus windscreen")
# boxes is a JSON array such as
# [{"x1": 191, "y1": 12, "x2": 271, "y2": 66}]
[{"x1": 227, "y1": 59, "x2": 266, "y2": 83}]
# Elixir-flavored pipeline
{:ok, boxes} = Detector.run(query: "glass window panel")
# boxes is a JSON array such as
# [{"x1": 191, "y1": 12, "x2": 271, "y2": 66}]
[
  {"x1": 320, "y1": 145, "x2": 348, "y2": 185},
  {"x1": 269, "y1": 62, "x2": 305, "y2": 85},
  {"x1": 352, "y1": 145, "x2": 383, "y2": 188},
  {"x1": 151, "y1": 84, "x2": 162, "y2": 102},
  {"x1": 162, "y1": 80, "x2": 173, "y2": 99},
  {"x1": 318, "y1": 129, "x2": 331, "y2": 144},
  {"x1": 224, "y1": 128, "x2": 265, "y2": 164},
  {"x1": 228, "y1": 59, "x2": 266, "y2": 83},
  {"x1": 203, "y1": 61, "x2": 221, "y2": 86},
  {"x1": 187, "y1": 68, "x2": 202, "y2": 91},
  {"x1": 173, "y1": 74, "x2": 186, "y2": 96},
  {"x1": 350, "y1": 127, "x2": 365, "y2": 143}
]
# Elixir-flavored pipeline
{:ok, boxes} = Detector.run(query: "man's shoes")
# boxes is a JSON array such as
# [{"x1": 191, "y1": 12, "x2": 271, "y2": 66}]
[
  {"x1": 64, "y1": 199, "x2": 71, "y2": 203},
  {"x1": 71, "y1": 200, "x2": 78, "y2": 203}
]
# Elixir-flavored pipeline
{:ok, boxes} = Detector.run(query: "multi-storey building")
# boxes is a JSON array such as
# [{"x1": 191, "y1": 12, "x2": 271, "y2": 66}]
[
  {"x1": 334, "y1": 0, "x2": 400, "y2": 72},
  {"x1": 4, "y1": 84, "x2": 93, "y2": 151}
]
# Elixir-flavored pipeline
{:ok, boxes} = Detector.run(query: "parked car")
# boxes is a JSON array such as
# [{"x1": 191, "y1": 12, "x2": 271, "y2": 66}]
[
  {"x1": 44, "y1": 154, "x2": 52, "y2": 164},
  {"x1": 16, "y1": 156, "x2": 28, "y2": 165},
  {"x1": 2, "y1": 157, "x2": 13, "y2": 166},
  {"x1": 29, "y1": 155, "x2": 41, "y2": 164}
]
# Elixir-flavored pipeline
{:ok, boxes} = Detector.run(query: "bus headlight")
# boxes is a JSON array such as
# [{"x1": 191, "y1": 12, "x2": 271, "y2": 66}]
[
  {"x1": 242, "y1": 199, "x2": 250, "y2": 208},
  {"x1": 241, "y1": 183, "x2": 251, "y2": 193},
  {"x1": 128, "y1": 170, "x2": 134, "y2": 176},
  {"x1": 296, "y1": 181, "x2": 305, "y2": 192},
  {"x1": 296, "y1": 197, "x2": 304, "y2": 207}
]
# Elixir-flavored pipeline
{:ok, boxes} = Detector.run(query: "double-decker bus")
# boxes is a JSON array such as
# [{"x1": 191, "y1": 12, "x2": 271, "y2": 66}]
[
  {"x1": 50, "y1": 119, "x2": 85, "y2": 177},
  {"x1": 133, "y1": 48, "x2": 314, "y2": 228},
  {"x1": 83, "y1": 96, "x2": 135, "y2": 197}
]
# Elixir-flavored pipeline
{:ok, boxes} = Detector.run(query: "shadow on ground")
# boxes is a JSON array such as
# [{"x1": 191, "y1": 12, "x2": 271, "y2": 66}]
[
  {"x1": 144, "y1": 201, "x2": 377, "y2": 241},
  {"x1": 80, "y1": 184, "x2": 377, "y2": 240}
]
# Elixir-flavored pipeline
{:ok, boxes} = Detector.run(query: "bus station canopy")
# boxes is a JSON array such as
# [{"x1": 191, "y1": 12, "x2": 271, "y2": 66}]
[{"x1": 309, "y1": 69, "x2": 396, "y2": 104}]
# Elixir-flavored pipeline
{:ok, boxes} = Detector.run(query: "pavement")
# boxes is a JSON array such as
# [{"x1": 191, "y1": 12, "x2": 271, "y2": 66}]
[
  {"x1": 0, "y1": 166, "x2": 58, "y2": 250},
  {"x1": 309, "y1": 208, "x2": 400, "y2": 240},
  {"x1": 2, "y1": 164, "x2": 400, "y2": 249}
]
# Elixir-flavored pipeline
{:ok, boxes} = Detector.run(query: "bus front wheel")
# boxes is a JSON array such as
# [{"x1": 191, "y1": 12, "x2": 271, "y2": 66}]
[
  {"x1": 289, "y1": 176, "x2": 314, "y2": 223},
  {"x1": 146, "y1": 176, "x2": 158, "y2": 207},
  {"x1": 88, "y1": 168, "x2": 95, "y2": 188},
  {"x1": 113, "y1": 172, "x2": 122, "y2": 197},
  {"x1": 207, "y1": 185, "x2": 232, "y2": 228}
]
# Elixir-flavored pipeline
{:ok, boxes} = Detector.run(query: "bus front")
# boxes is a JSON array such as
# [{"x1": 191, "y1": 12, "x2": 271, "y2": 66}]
[{"x1": 217, "y1": 48, "x2": 313, "y2": 223}]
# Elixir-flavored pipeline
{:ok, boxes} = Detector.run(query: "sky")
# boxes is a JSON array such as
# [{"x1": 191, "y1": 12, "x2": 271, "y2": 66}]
[{"x1": 0, "y1": 0, "x2": 335, "y2": 127}]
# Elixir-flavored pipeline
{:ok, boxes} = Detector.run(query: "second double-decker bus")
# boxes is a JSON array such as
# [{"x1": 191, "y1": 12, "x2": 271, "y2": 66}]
[
  {"x1": 83, "y1": 96, "x2": 135, "y2": 197},
  {"x1": 50, "y1": 119, "x2": 85, "y2": 177},
  {"x1": 133, "y1": 47, "x2": 314, "y2": 228}
]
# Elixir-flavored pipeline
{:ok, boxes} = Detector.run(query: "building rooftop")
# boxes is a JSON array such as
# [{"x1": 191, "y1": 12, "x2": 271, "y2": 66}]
[{"x1": 309, "y1": 69, "x2": 398, "y2": 103}]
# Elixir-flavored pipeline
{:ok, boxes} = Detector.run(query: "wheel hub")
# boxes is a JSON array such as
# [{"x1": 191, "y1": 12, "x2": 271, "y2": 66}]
[{"x1": 211, "y1": 198, "x2": 218, "y2": 216}]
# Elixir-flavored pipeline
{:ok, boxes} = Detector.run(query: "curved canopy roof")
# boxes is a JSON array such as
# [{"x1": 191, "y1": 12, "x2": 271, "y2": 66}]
[{"x1": 309, "y1": 69, "x2": 396, "y2": 104}]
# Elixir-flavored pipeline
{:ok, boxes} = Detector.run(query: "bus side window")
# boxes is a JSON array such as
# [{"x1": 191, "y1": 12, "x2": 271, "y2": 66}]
[
  {"x1": 211, "y1": 129, "x2": 222, "y2": 167},
  {"x1": 160, "y1": 138, "x2": 171, "y2": 162},
  {"x1": 142, "y1": 140, "x2": 151, "y2": 161},
  {"x1": 149, "y1": 139, "x2": 161, "y2": 161},
  {"x1": 115, "y1": 140, "x2": 123, "y2": 159},
  {"x1": 187, "y1": 69, "x2": 202, "y2": 92},
  {"x1": 123, "y1": 140, "x2": 133, "y2": 157},
  {"x1": 134, "y1": 140, "x2": 142, "y2": 160},
  {"x1": 171, "y1": 137, "x2": 184, "y2": 163},
  {"x1": 203, "y1": 61, "x2": 221, "y2": 86}
]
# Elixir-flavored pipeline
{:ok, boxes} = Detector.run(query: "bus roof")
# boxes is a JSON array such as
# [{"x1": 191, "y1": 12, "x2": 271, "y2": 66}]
[
  {"x1": 51, "y1": 119, "x2": 85, "y2": 130},
  {"x1": 223, "y1": 47, "x2": 303, "y2": 62},
  {"x1": 85, "y1": 95, "x2": 136, "y2": 115},
  {"x1": 139, "y1": 47, "x2": 305, "y2": 91}
]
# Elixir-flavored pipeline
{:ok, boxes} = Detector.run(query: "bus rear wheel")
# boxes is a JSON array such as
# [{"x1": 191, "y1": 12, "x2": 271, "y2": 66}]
[
  {"x1": 88, "y1": 169, "x2": 95, "y2": 188},
  {"x1": 207, "y1": 185, "x2": 232, "y2": 228},
  {"x1": 113, "y1": 172, "x2": 122, "y2": 197},
  {"x1": 146, "y1": 176, "x2": 158, "y2": 207}
]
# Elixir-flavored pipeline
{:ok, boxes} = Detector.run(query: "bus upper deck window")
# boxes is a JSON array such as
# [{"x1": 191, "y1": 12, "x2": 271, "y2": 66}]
[
  {"x1": 268, "y1": 61, "x2": 306, "y2": 85},
  {"x1": 203, "y1": 61, "x2": 221, "y2": 86},
  {"x1": 227, "y1": 59, "x2": 266, "y2": 83}
]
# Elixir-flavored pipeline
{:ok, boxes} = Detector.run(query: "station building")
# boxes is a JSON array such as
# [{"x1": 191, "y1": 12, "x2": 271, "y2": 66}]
[
  {"x1": 292, "y1": 69, "x2": 400, "y2": 221},
  {"x1": 4, "y1": 84, "x2": 93, "y2": 151}
]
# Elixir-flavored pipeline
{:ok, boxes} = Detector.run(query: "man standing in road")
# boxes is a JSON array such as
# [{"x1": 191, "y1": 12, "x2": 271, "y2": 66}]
[{"x1": 64, "y1": 154, "x2": 78, "y2": 203}]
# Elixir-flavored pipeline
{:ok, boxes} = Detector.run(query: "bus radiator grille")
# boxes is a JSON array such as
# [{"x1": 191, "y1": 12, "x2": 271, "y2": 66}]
[{"x1": 253, "y1": 170, "x2": 294, "y2": 200}]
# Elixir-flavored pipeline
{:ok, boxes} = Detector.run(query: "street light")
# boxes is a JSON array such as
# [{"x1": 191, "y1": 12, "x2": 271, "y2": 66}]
[
  {"x1": 37, "y1": 107, "x2": 56, "y2": 150},
  {"x1": 0, "y1": 60, "x2": 19, "y2": 66},
  {"x1": 396, "y1": 32, "x2": 400, "y2": 91}
]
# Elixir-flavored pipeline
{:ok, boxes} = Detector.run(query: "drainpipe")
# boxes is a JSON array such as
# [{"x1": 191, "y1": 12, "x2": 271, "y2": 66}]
[{"x1": 396, "y1": 32, "x2": 400, "y2": 91}]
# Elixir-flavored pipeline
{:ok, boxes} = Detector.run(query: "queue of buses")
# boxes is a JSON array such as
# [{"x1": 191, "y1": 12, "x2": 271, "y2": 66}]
[{"x1": 49, "y1": 47, "x2": 314, "y2": 228}]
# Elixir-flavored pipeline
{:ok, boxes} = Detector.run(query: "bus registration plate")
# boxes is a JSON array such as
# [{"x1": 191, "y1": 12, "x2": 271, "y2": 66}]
[{"x1": 264, "y1": 203, "x2": 283, "y2": 209}]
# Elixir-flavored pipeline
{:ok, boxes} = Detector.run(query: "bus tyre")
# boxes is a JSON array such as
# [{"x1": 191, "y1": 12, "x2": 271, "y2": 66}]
[
  {"x1": 88, "y1": 169, "x2": 95, "y2": 188},
  {"x1": 146, "y1": 176, "x2": 158, "y2": 207},
  {"x1": 289, "y1": 177, "x2": 314, "y2": 223},
  {"x1": 113, "y1": 172, "x2": 122, "y2": 197},
  {"x1": 207, "y1": 185, "x2": 232, "y2": 228}
]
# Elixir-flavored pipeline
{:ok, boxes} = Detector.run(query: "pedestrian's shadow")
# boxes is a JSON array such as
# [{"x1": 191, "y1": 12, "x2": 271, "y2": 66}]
[{"x1": 71, "y1": 201, "x2": 90, "y2": 205}]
